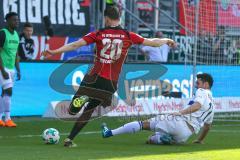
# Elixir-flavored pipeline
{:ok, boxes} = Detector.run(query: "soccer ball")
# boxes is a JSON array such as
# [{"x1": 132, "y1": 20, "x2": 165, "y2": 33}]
[{"x1": 42, "y1": 128, "x2": 60, "y2": 144}]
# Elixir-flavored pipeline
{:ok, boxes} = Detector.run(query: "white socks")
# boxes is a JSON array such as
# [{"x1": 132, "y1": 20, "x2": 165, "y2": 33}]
[
  {"x1": 2, "y1": 95, "x2": 11, "y2": 121},
  {"x1": 112, "y1": 121, "x2": 142, "y2": 136},
  {"x1": 5, "y1": 112, "x2": 11, "y2": 121},
  {"x1": 0, "y1": 96, "x2": 3, "y2": 120}
]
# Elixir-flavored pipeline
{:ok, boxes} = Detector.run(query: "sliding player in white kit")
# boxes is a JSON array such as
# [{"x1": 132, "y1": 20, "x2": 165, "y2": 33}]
[{"x1": 102, "y1": 73, "x2": 214, "y2": 144}]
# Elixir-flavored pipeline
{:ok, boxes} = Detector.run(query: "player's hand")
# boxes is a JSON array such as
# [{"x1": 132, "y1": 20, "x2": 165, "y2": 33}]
[
  {"x1": 16, "y1": 72, "x2": 21, "y2": 81},
  {"x1": 192, "y1": 139, "x2": 204, "y2": 144},
  {"x1": 41, "y1": 50, "x2": 54, "y2": 59},
  {"x1": 1, "y1": 70, "x2": 9, "y2": 80},
  {"x1": 167, "y1": 39, "x2": 177, "y2": 48}
]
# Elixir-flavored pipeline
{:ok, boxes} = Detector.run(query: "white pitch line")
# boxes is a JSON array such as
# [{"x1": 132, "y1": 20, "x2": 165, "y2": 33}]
[
  {"x1": 1, "y1": 129, "x2": 240, "y2": 139},
  {"x1": 210, "y1": 130, "x2": 240, "y2": 133},
  {"x1": 213, "y1": 124, "x2": 240, "y2": 127},
  {"x1": 0, "y1": 131, "x2": 100, "y2": 139}
]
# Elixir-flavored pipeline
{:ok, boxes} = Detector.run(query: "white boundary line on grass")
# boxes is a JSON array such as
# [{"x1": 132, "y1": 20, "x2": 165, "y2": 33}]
[
  {"x1": 213, "y1": 124, "x2": 240, "y2": 127},
  {"x1": 0, "y1": 129, "x2": 240, "y2": 139},
  {"x1": 0, "y1": 131, "x2": 100, "y2": 139},
  {"x1": 211, "y1": 129, "x2": 240, "y2": 133}
]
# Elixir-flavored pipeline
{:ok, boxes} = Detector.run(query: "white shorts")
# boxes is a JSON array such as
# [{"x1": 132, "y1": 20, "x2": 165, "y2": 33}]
[
  {"x1": 0, "y1": 68, "x2": 15, "y2": 90},
  {"x1": 148, "y1": 114, "x2": 193, "y2": 144}
]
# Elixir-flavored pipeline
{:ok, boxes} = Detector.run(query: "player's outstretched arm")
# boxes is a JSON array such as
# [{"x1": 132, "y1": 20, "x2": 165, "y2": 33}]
[
  {"x1": 142, "y1": 38, "x2": 176, "y2": 48},
  {"x1": 42, "y1": 38, "x2": 87, "y2": 57},
  {"x1": 172, "y1": 102, "x2": 201, "y2": 116},
  {"x1": 193, "y1": 123, "x2": 211, "y2": 144}
]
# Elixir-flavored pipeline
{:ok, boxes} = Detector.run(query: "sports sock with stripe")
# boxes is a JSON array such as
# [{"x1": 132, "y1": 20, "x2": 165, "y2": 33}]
[{"x1": 111, "y1": 121, "x2": 142, "y2": 136}]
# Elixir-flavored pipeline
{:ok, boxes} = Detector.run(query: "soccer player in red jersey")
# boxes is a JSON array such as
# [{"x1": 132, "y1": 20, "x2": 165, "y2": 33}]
[{"x1": 43, "y1": 6, "x2": 176, "y2": 147}]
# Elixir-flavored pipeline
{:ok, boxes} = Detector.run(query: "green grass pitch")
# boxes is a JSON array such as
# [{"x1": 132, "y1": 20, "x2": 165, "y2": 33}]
[{"x1": 0, "y1": 117, "x2": 240, "y2": 160}]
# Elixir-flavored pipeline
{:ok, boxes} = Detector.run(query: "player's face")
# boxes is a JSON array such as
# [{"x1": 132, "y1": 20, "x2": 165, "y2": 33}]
[
  {"x1": 23, "y1": 27, "x2": 33, "y2": 39},
  {"x1": 8, "y1": 16, "x2": 19, "y2": 29},
  {"x1": 196, "y1": 78, "x2": 204, "y2": 89}
]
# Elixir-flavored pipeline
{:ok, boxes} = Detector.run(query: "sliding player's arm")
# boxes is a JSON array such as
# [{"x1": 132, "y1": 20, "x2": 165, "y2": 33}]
[
  {"x1": 180, "y1": 102, "x2": 201, "y2": 115},
  {"x1": 193, "y1": 110, "x2": 213, "y2": 144},
  {"x1": 193, "y1": 123, "x2": 211, "y2": 144},
  {"x1": 173, "y1": 89, "x2": 205, "y2": 116},
  {"x1": 42, "y1": 39, "x2": 87, "y2": 56},
  {"x1": 142, "y1": 38, "x2": 176, "y2": 48},
  {"x1": 172, "y1": 102, "x2": 201, "y2": 116}
]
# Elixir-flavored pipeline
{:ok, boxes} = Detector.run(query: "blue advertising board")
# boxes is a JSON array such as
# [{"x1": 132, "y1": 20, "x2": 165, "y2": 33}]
[{"x1": 8, "y1": 62, "x2": 240, "y2": 116}]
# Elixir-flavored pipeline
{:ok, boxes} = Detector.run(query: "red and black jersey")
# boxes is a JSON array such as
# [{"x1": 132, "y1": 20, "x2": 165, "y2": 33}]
[{"x1": 82, "y1": 26, "x2": 144, "y2": 81}]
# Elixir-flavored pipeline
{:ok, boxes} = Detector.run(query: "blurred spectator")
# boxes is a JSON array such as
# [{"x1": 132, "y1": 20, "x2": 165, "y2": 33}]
[
  {"x1": 18, "y1": 22, "x2": 35, "y2": 60},
  {"x1": 234, "y1": 38, "x2": 240, "y2": 64},
  {"x1": 213, "y1": 26, "x2": 226, "y2": 64},
  {"x1": 141, "y1": 31, "x2": 170, "y2": 62},
  {"x1": 197, "y1": 30, "x2": 208, "y2": 63},
  {"x1": 206, "y1": 33, "x2": 214, "y2": 64},
  {"x1": 235, "y1": 38, "x2": 240, "y2": 64},
  {"x1": 226, "y1": 40, "x2": 238, "y2": 64}
]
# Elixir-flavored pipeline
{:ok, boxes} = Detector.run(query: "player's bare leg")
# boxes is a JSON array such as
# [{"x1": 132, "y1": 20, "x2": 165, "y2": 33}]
[
  {"x1": 64, "y1": 99, "x2": 101, "y2": 147},
  {"x1": 102, "y1": 121, "x2": 174, "y2": 145},
  {"x1": 2, "y1": 87, "x2": 16, "y2": 127}
]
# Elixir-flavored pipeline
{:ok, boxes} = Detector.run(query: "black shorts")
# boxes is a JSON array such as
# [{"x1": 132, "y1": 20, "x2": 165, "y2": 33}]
[{"x1": 75, "y1": 74, "x2": 117, "y2": 107}]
